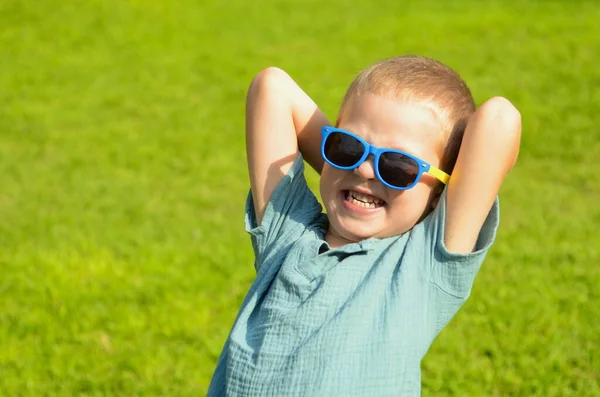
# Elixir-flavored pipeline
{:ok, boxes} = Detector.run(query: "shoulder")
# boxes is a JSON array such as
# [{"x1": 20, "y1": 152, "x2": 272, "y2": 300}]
[
  {"x1": 407, "y1": 187, "x2": 500, "y2": 297},
  {"x1": 246, "y1": 155, "x2": 325, "y2": 271}
]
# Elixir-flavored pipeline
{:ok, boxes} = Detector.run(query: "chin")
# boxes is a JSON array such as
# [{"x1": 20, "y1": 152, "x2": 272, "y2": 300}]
[
  {"x1": 339, "y1": 214, "x2": 418, "y2": 241},
  {"x1": 330, "y1": 218, "x2": 384, "y2": 242}
]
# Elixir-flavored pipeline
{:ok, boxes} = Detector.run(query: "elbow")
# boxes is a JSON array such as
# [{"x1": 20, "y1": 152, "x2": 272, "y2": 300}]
[
  {"x1": 482, "y1": 96, "x2": 522, "y2": 132},
  {"x1": 479, "y1": 96, "x2": 522, "y2": 168},
  {"x1": 248, "y1": 67, "x2": 291, "y2": 97}
]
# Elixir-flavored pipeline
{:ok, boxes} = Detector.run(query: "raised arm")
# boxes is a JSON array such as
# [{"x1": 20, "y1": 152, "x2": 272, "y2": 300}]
[
  {"x1": 444, "y1": 96, "x2": 522, "y2": 254},
  {"x1": 246, "y1": 67, "x2": 330, "y2": 225}
]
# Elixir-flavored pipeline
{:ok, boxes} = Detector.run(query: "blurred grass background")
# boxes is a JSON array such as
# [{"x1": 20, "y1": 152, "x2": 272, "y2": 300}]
[{"x1": 0, "y1": 0, "x2": 598, "y2": 395}]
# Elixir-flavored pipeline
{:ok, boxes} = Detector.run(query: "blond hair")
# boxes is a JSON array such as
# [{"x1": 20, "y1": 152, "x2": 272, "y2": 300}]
[{"x1": 337, "y1": 55, "x2": 475, "y2": 174}]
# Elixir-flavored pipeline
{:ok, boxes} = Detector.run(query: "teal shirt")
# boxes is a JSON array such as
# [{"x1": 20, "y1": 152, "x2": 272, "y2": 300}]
[{"x1": 208, "y1": 155, "x2": 499, "y2": 397}]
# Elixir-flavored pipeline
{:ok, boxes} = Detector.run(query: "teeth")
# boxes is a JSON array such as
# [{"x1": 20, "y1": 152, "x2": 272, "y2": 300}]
[{"x1": 346, "y1": 190, "x2": 384, "y2": 208}]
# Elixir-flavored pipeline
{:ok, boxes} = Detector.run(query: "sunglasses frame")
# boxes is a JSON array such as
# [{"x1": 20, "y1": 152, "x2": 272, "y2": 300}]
[{"x1": 320, "y1": 126, "x2": 450, "y2": 190}]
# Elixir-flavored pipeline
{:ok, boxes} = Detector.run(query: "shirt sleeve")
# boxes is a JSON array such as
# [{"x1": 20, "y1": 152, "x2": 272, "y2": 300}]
[
  {"x1": 410, "y1": 187, "x2": 500, "y2": 299},
  {"x1": 245, "y1": 154, "x2": 323, "y2": 273}
]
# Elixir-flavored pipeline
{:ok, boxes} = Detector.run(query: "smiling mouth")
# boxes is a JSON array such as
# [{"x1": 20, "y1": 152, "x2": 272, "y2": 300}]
[{"x1": 343, "y1": 190, "x2": 386, "y2": 208}]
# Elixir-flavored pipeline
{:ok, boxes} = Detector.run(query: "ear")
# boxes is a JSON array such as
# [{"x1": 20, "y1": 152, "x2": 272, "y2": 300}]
[
  {"x1": 417, "y1": 183, "x2": 445, "y2": 224},
  {"x1": 429, "y1": 183, "x2": 444, "y2": 211}
]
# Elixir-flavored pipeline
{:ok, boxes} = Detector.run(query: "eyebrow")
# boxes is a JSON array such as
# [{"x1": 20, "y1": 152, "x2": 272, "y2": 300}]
[{"x1": 339, "y1": 126, "x2": 430, "y2": 160}]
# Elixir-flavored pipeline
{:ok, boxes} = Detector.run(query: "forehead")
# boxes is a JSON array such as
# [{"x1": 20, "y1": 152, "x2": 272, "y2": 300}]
[{"x1": 338, "y1": 93, "x2": 444, "y2": 160}]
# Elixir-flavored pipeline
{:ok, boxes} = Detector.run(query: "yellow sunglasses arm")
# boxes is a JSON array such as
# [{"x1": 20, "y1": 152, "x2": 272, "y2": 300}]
[{"x1": 428, "y1": 166, "x2": 450, "y2": 185}]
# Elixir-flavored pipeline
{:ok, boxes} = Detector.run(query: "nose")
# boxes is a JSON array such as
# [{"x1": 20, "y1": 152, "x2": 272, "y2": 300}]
[{"x1": 354, "y1": 155, "x2": 376, "y2": 180}]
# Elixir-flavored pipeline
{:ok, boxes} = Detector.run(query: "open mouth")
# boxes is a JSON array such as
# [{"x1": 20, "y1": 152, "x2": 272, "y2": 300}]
[{"x1": 343, "y1": 190, "x2": 386, "y2": 209}]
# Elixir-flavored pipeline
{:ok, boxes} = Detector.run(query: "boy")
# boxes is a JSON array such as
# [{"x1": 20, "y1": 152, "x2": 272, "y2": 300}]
[{"x1": 207, "y1": 56, "x2": 521, "y2": 396}]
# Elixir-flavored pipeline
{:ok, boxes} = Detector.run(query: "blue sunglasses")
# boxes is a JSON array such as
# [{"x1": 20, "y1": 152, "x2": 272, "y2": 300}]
[{"x1": 320, "y1": 126, "x2": 449, "y2": 190}]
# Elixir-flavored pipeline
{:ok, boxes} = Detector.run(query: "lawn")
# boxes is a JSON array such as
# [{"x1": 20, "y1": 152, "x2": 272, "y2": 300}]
[{"x1": 0, "y1": 0, "x2": 598, "y2": 395}]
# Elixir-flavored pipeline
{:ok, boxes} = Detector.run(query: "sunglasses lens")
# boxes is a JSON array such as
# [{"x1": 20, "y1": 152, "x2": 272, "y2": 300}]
[
  {"x1": 324, "y1": 131, "x2": 365, "y2": 167},
  {"x1": 378, "y1": 152, "x2": 420, "y2": 188}
]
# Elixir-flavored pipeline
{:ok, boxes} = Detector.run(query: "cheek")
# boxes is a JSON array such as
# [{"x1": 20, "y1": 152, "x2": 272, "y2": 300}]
[
  {"x1": 386, "y1": 187, "x2": 432, "y2": 219},
  {"x1": 320, "y1": 165, "x2": 345, "y2": 196}
]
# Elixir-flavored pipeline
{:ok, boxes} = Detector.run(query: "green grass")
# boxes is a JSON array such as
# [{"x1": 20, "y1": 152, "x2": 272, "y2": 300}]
[{"x1": 1, "y1": 0, "x2": 599, "y2": 395}]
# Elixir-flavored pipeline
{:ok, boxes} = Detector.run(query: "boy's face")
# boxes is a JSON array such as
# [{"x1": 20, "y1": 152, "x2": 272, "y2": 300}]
[{"x1": 320, "y1": 92, "x2": 444, "y2": 247}]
